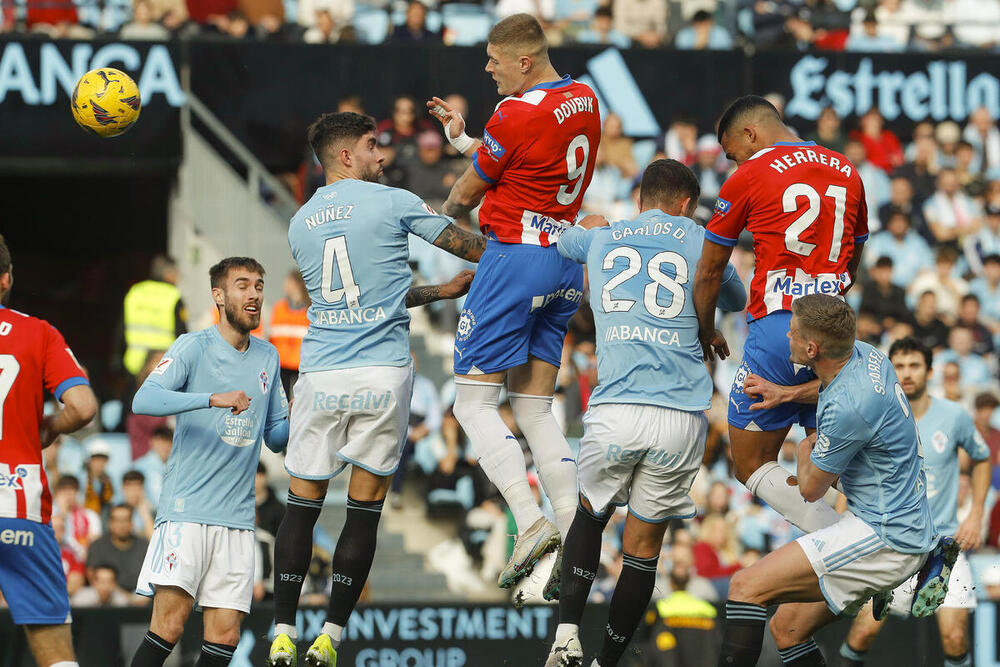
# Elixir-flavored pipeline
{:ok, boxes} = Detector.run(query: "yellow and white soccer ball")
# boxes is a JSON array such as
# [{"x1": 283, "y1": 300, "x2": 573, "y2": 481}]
[{"x1": 70, "y1": 68, "x2": 142, "y2": 138}]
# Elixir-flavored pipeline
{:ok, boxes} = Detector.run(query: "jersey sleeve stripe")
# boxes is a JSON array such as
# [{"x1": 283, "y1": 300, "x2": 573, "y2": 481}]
[
  {"x1": 472, "y1": 155, "x2": 497, "y2": 184},
  {"x1": 53, "y1": 376, "x2": 89, "y2": 401},
  {"x1": 854, "y1": 233, "x2": 869, "y2": 243},
  {"x1": 704, "y1": 230, "x2": 739, "y2": 247}
]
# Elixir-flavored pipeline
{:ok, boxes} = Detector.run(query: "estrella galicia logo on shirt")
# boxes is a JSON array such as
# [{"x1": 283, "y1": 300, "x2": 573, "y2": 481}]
[
  {"x1": 714, "y1": 198, "x2": 731, "y2": 215},
  {"x1": 456, "y1": 309, "x2": 477, "y2": 342},
  {"x1": 217, "y1": 410, "x2": 257, "y2": 448},
  {"x1": 259, "y1": 369, "x2": 269, "y2": 395},
  {"x1": 482, "y1": 130, "x2": 505, "y2": 158}
]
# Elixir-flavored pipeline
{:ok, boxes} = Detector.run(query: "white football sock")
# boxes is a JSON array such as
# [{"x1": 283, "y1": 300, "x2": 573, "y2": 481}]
[
  {"x1": 510, "y1": 392, "x2": 578, "y2": 538},
  {"x1": 274, "y1": 623, "x2": 297, "y2": 640},
  {"x1": 50, "y1": 663, "x2": 79, "y2": 667},
  {"x1": 321, "y1": 622, "x2": 343, "y2": 648},
  {"x1": 454, "y1": 379, "x2": 543, "y2": 533},
  {"x1": 745, "y1": 461, "x2": 839, "y2": 532}
]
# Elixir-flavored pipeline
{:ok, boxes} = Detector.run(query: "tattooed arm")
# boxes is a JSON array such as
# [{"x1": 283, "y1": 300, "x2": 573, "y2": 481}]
[
  {"x1": 443, "y1": 164, "x2": 491, "y2": 220},
  {"x1": 405, "y1": 270, "x2": 476, "y2": 308},
  {"x1": 431, "y1": 223, "x2": 487, "y2": 262}
]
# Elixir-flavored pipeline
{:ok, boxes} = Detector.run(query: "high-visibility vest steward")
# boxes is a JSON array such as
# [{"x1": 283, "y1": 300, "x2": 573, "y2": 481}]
[
  {"x1": 123, "y1": 280, "x2": 182, "y2": 375},
  {"x1": 269, "y1": 298, "x2": 309, "y2": 371}
]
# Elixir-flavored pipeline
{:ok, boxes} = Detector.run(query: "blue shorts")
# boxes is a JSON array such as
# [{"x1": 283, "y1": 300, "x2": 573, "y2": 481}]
[
  {"x1": 0, "y1": 518, "x2": 71, "y2": 625},
  {"x1": 728, "y1": 311, "x2": 817, "y2": 431},
  {"x1": 454, "y1": 241, "x2": 583, "y2": 375}
]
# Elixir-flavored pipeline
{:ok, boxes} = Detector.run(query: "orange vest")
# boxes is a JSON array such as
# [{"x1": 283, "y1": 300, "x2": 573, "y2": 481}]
[{"x1": 269, "y1": 299, "x2": 309, "y2": 371}]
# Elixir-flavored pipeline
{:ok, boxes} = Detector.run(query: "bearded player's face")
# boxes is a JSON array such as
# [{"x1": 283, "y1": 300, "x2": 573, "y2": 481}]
[
  {"x1": 220, "y1": 269, "x2": 263, "y2": 334},
  {"x1": 352, "y1": 131, "x2": 384, "y2": 183}
]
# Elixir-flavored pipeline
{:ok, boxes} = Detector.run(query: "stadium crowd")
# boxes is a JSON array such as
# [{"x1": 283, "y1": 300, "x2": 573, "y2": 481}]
[
  {"x1": 4, "y1": 95, "x2": 1000, "y2": 652},
  {"x1": 1, "y1": 0, "x2": 999, "y2": 52}
]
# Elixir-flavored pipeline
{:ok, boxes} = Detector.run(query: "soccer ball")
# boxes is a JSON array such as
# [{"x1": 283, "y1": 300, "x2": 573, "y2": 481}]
[{"x1": 70, "y1": 68, "x2": 141, "y2": 138}]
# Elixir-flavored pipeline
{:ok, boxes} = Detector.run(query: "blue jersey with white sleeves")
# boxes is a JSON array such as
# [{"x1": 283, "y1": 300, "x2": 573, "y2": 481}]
[
  {"x1": 558, "y1": 210, "x2": 746, "y2": 411},
  {"x1": 811, "y1": 342, "x2": 935, "y2": 554},
  {"x1": 288, "y1": 180, "x2": 451, "y2": 372},
  {"x1": 918, "y1": 397, "x2": 990, "y2": 536},
  {"x1": 132, "y1": 327, "x2": 288, "y2": 531}
]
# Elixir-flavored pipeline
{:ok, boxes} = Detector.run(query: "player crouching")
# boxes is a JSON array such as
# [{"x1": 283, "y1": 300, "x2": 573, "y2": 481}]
[{"x1": 717, "y1": 294, "x2": 957, "y2": 667}]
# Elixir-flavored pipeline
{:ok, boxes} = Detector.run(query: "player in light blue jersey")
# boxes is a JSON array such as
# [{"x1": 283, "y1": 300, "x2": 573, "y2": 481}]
[
  {"x1": 718, "y1": 294, "x2": 953, "y2": 667},
  {"x1": 269, "y1": 112, "x2": 485, "y2": 667},
  {"x1": 543, "y1": 160, "x2": 747, "y2": 667},
  {"x1": 129, "y1": 257, "x2": 289, "y2": 667},
  {"x1": 839, "y1": 337, "x2": 991, "y2": 667}
]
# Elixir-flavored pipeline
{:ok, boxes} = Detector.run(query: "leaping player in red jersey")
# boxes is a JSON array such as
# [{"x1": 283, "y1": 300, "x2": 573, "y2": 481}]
[
  {"x1": 426, "y1": 13, "x2": 601, "y2": 595},
  {"x1": 693, "y1": 96, "x2": 868, "y2": 533},
  {"x1": 0, "y1": 234, "x2": 98, "y2": 667}
]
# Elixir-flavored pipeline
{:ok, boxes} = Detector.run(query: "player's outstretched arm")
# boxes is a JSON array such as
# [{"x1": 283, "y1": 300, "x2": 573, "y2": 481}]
[
  {"x1": 796, "y1": 433, "x2": 839, "y2": 502},
  {"x1": 693, "y1": 239, "x2": 735, "y2": 360},
  {"x1": 843, "y1": 241, "x2": 865, "y2": 295},
  {"x1": 406, "y1": 270, "x2": 476, "y2": 308},
  {"x1": 745, "y1": 375, "x2": 821, "y2": 410},
  {"x1": 955, "y1": 456, "x2": 991, "y2": 550},
  {"x1": 427, "y1": 96, "x2": 482, "y2": 157},
  {"x1": 432, "y1": 223, "x2": 487, "y2": 262},
  {"x1": 443, "y1": 167, "x2": 491, "y2": 220},
  {"x1": 40, "y1": 384, "x2": 98, "y2": 448},
  {"x1": 264, "y1": 419, "x2": 289, "y2": 453}
]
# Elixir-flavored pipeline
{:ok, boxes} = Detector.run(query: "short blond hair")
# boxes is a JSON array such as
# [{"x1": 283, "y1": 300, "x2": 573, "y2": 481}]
[
  {"x1": 488, "y1": 13, "x2": 548, "y2": 59},
  {"x1": 792, "y1": 294, "x2": 856, "y2": 361}
]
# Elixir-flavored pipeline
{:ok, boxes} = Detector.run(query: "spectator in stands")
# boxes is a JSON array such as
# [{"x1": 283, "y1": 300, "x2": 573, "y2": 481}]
[
  {"x1": 52, "y1": 511, "x2": 86, "y2": 597},
  {"x1": 911, "y1": 290, "x2": 951, "y2": 352},
  {"x1": 303, "y1": 8, "x2": 342, "y2": 43},
  {"x1": 864, "y1": 209, "x2": 933, "y2": 287},
  {"x1": 134, "y1": 426, "x2": 172, "y2": 510},
  {"x1": 805, "y1": 106, "x2": 847, "y2": 155},
  {"x1": 878, "y1": 176, "x2": 926, "y2": 236},
  {"x1": 575, "y1": 6, "x2": 631, "y2": 47},
  {"x1": 119, "y1": 0, "x2": 171, "y2": 39},
  {"x1": 956, "y1": 139, "x2": 986, "y2": 197},
  {"x1": 859, "y1": 256, "x2": 912, "y2": 331},
  {"x1": 966, "y1": 205, "x2": 1000, "y2": 274},
  {"x1": 121, "y1": 470, "x2": 155, "y2": 539},
  {"x1": 938, "y1": 361, "x2": 966, "y2": 404},
  {"x1": 895, "y1": 132, "x2": 940, "y2": 203},
  {"x1": 969, "y1": 254, "x2": 1000, "y2": 327},
  {"x1": 85, "y1": 504, "x2": 148, "y2": 595},
  {"x1": 613, "y1": 0, "x2": 668, "y2": 47},
  {"x1": 53, "y1": 475, "x2": 102, "y2": 552},
  {"x1": 595, "y1": 112, "x2": 639, "y2": 186},
  {"x1": 675, "y1": 9, "x2": 733, "y2": 49},
  {"x1": 298, "y1": 0, "x2": 354, "y2": 35},
  {"x1": 398, "y1": 130, "x2": 455, "y2": 208},
  {"x1": 965, "y1": 107, "x2": 1000, "y2": 174},
  {"x1": 391, "y1": 0, "x2": 439, "y2": 41},
  {"x1": 951, "y1": 0, "x2": 1000, "y2": 49},
  {"x1": 691, "y1": 134, "x2": 727, "y2": 203},
  {"x1": 125, "y1": 349, "x2": 169, "y2": 460},
  {"x1": 71, "y1": 565, "x2": 130, "y2": 607},
  {"x1": 850, "y1": 107, "x2": 904, "y2": 173},
  {"x1": 663, "y1": 117, "x2": 698, "y2": 166},
  {"x1": 924, "y1": 168, "x2": 984, "y2": 244},
  {"x1": 83, "y1": 441, "x2": 114, "y2": 515},
  {"x1": 846, "y1": 9, "x2": 903, "y2": 51},
  {"x1": 255, "y1": 463, "x2": 285, "y2": 538},
  {"x1": 956, "y1": 294, "x2": 996, "y2": 357},
  {"x1": 973, "y1": 392, "x2": 1000, "y2": 487},
  {"x1": 662, "y1": 541, "x2": 718, "y2": 602},
  {"x1": 221, "y1": 9, "x2": 251, "y2": 38},
  {"x1": 377, "y1": 95, "x2": 434, "y2": 163},
  {"x1": 937, "y1": 326, "x2": 993, "y2": 387},
  {"x1": 185, "y1": 0, "x2": 237, "y2": 26},
  {"x1": 845, "y1": 139, "x2": 890, "y2": 231},
  {"x1": 269, "y1": 270, "x2": 309, "y2": 398},
  {"x1": 937, "y1": 121, "x2": 962, "y2": 169},
  {"x1": 24, "y1": 0, "x2": 94, "y2": 37},
  {"x1": 117, "y1": 255, "x2": 186, "y2": 382},
  {"x1": 909, "y1": 246, "x2": 969, "y2": 321},
  {"x1": 239, "y1": 0, "x2": 284, "y2": 37},
  {"x1": 692, "y1": 514, "x2": 740, "y2": 577}
]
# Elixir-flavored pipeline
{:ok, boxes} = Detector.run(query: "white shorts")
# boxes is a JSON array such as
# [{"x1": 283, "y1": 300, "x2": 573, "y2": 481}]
[
  {"x1": 578, "y1": 403, "x2": 707, "y2": 523},
  {"x1": 797, "y1": 511, "x2": 927, "y2": 617},
  {"x1": 887, "y1": 550, "x2": 977, "y2": 614},
  {"x1": 136, "y1": 521, "x2": 255, "y2": 613},
  {"x1": 286, "y1": 363, "x2": 413, "y2": 479}
]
